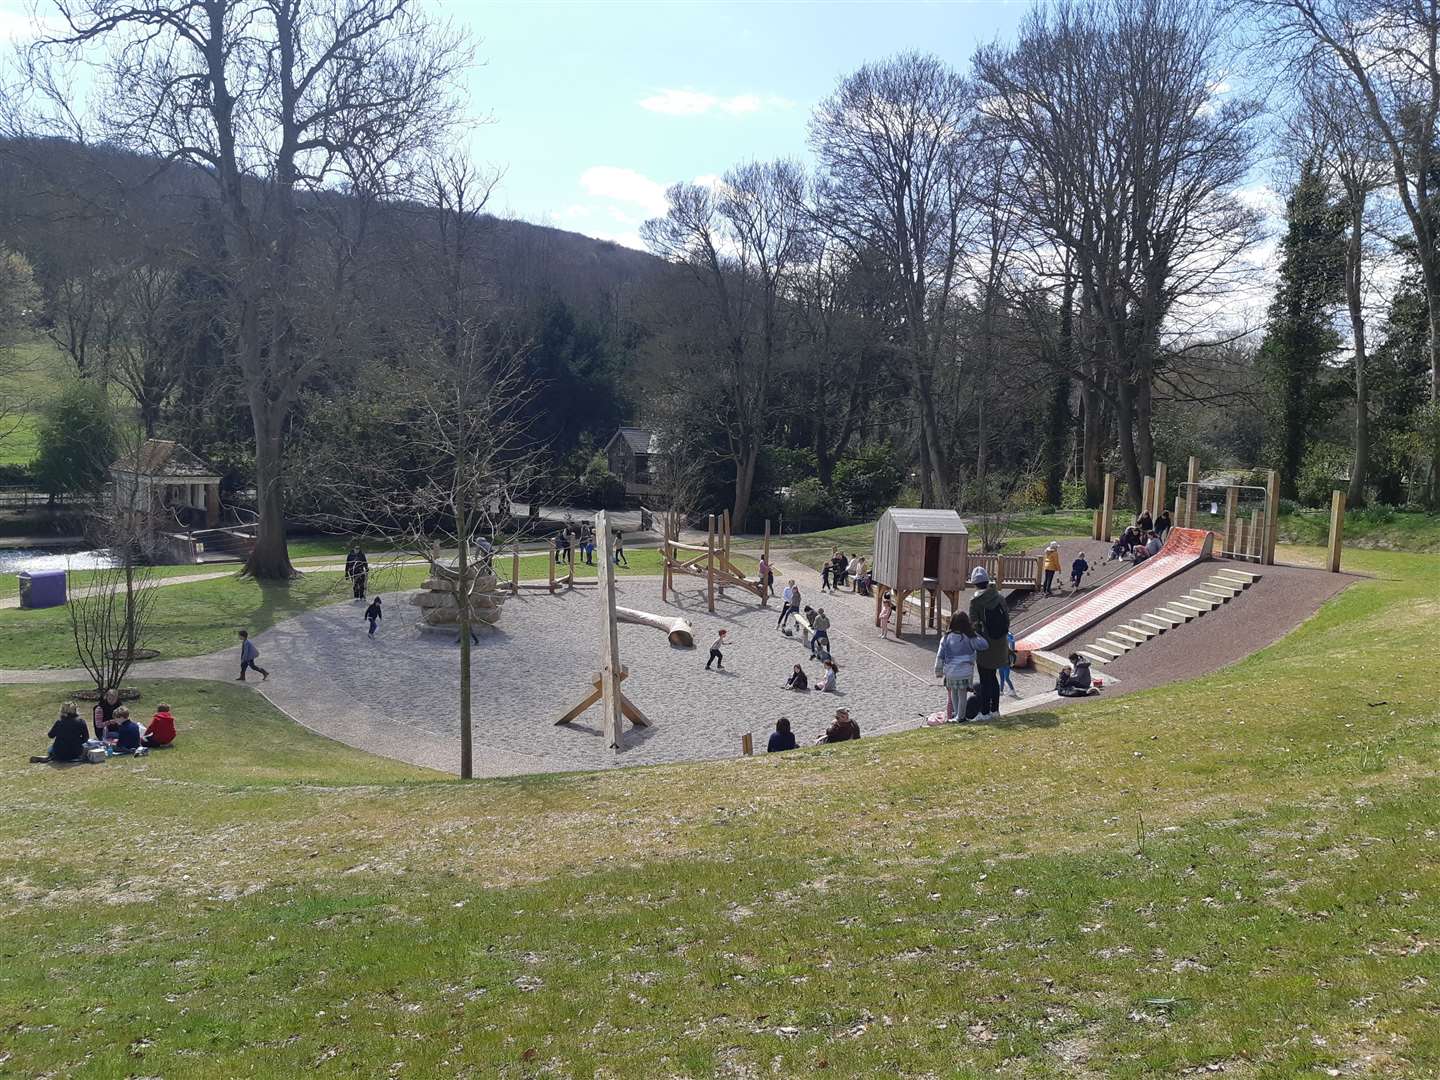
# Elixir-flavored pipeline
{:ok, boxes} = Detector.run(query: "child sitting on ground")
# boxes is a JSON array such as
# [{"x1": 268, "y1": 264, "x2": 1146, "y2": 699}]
[
  {"x1": 143, "y1": 703, "x2": 177, "y2": 748},
  {"x1": 1055, "y1": 653, "x2": 1094, "y2": 697},
  {"x1": 111, "y1": 707, "x2": 142, "y2": 754},
  {"x1": 786, "y1": 664, "x2": 809, "y2": 691}
]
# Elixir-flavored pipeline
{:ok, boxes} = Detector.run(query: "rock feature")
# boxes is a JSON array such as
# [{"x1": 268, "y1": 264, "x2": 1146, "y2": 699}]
[{"x1": 410, "y1": 553, "x2": 504, "y2": 633}]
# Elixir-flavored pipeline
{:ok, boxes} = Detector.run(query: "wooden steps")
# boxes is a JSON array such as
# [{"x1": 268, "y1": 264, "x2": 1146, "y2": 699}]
[{"x1": 1071, "y1": 565, "x2": 1261, "y2": 667}]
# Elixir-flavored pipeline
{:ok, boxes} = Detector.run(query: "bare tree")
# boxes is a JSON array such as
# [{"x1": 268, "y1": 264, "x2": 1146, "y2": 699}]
[
  {"x1": 975, "y1": 0, "x2": 1262, "y2": 510},
  {"x1": 1252, "y1": 0, "x2": 1440, "y2": 503},
  {"x1": 642, "y1": 159, "x2": 809, "y2": 528},
  {"x1": 1283, "y1": 74, "x2": 1392, "y2": 505},
  {"x1": 809, "y1": 52, "x2": 974, "y2": 506},
  {"x1": 36, "y1": 0, "x2": 472, "y2": 576}
]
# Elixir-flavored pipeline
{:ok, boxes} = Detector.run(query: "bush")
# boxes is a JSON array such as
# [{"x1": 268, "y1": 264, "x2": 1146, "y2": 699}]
[
  {"x1": 579, "y1": 452, "x2": 626, "y2": 510},
  {"x1": 33, "y1": 381, "x2": 118, "y2": 498},
  {"x1": 1296, "y1": 443, "x2": 1350, "y2": 508},
  {"x1": 1060, "y1": 481, "x2": 1088, "y2": 510},
  {"x1": 1349, "y1": 504, "x2": 1395, "y2": 526},
  {"x1": 782, "y1": 477, "x2": 842, "y2": 532},
  {"x1": 1277, "y1": 497, "x2": 1301, "y2": 516}
]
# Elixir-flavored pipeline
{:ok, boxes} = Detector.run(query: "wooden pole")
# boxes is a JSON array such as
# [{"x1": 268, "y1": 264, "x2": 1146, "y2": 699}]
[
  {"x1": 1263, "y1": 468, "x2": 1281, "y2": 566},
  {"x1": 1223, "y1": 486, "x2": 1238, "y2": 555},
  {"x1": 706, "y1": 514, "x2": 716, "y2": 614},
  {"x1": 548, "y1": 538, "x2": 556, "y2": 594},
  {"x1": 1235, "y1": 516, "x2": 1247, "y2": 558},
  {"x1": 741, "y1": 732, "x2": 753, "y2": 757},
  {"x1": 761, "y1": 519, "x2": 771, "y2": 604},
  {"x1": 1099, "y1": 474, "x2": 1116, "y2": 541},
  {"x1": 1153, "y1": 462, "x2": 1167, "y2": 520},
  {"x1": 1141, "y1": 475, "x2": 1155, "y2": 521},
  {"x1": 1173, "y1": 494, "x2": 1183, "y2": 527},
  {"x1": 1092, "y1": 507, "x2": 1102, "y2": 541},
  {"x1": 511, "y1": 546, "x2": 520, "y2": 596},
  {"x1": 1328, "y1": 489, "x2": 1346, "y2": 573},
  {"x1": 1186, "y1": 456, "x2": 1200, "y2": 527},
  {"x1": 661, "y1": 536, "x2": 670, "y2": 603},
  {"x1": 594, "y1": 511, "x2": 624, "y2": 750},
  {"x1": 567, "y1": 537, "x2": 575, "y2": 588}
]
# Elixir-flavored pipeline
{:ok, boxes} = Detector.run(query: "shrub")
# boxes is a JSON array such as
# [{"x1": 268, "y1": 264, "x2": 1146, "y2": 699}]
[
  {"x1": 580, "y1": 452, "x2": 625, "y2": 510},
  {"x1": 33, "y1": 381, "x2": 118, "y2": 498},
  {"x1": 833, "y1": 444, "x2": 904, "y2": 518},
  {"x1": 1296, "y1": 443, "x2": 1350, "y2": 508},
  {"x1": 782, "y1": 477, "x2": 842, "y2": 531}
]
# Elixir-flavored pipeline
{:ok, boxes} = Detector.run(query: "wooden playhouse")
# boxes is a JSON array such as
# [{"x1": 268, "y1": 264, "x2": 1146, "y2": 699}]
[{"x1": 872, "y1": 508, "x2": 970, "y2": 636}]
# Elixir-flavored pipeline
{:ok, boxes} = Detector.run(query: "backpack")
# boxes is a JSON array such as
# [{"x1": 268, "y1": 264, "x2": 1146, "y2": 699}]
[{"x1": 981, "y1": 596, "x2": 1009, "y2": 641}]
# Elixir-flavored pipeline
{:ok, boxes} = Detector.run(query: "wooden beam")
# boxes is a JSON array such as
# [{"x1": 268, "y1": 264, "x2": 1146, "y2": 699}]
[
  {"x1": 1186, "y1": 455, "x2": 1200, "y2": 527},
  {"x1": 595, "y1": 510, "x2": 624, "y2": 749},
  {"x1": 1141, "y1": 475, "x2": 1155, "y2": 521},
  {"x1": 1223, "y1": 486, "x2": 1238, "y2": 554},
  {"x1": 548, "y1": 538, "x2": 556, "y2": 594},
  {"x1": 1099, "y1": 474, "x2": 1115, "y2": 541},
  {"x1": 511, "y1": 547, "x2": 519, "y2": 596},
  {"x1": 706, "y1": 514, "x2": 716, "y2": 614},
  {"x1": 1328, "y1": 489, "x2": 1345, "y2": 573},
  {"x1": 1263, "y1": 468, "x2": 1281, "y2": 566},
  {"x1": 761, "y1": 519, "x2": 771, "y2": 604},
  {"x1": 1153, "y1": 461, "x2": 1167, "y2": 519}
]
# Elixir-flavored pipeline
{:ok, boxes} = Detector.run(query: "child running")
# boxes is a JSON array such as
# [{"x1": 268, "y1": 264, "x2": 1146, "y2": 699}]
[
  {"x1": 706, "y1": 629, "x2": 729, "y2": 671},
  {"x1": 364, "y1": 596, "x2": 383, "y2": 637},
  {"x1": 1070, "y1": 553, "x2": 1089, "y2": 591}
]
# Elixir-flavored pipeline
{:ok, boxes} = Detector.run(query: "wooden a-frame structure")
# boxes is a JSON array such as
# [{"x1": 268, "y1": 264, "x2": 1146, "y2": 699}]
[{"x1": 660, "y1": 511, "x2": 770, "y2": 613}]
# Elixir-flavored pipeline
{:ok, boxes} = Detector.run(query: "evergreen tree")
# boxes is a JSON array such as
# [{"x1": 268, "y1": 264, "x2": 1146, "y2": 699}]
[
  {"x1": 1256, "y1": 159, "x2": 1346, "y2": 498},
  {"x1": 1367, "y1": 272, "x2": 1433, "y2": 503}
]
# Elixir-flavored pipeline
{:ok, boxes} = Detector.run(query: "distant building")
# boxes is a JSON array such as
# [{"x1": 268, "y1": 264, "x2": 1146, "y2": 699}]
[
  {"x1": 604, "y1": 427, "x2": 660, "y2": 500},
  {"x1": 110, "y1": 439, "x2": 222, "y2": 530}
]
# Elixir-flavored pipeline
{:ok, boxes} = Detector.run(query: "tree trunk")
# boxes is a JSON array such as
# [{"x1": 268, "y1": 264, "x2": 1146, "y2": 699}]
[
  {"x1": 1081, "y1": 380, "x2": 1104, "y2": 508},
  {"x1": 1346, "y1": 204, "x2": 1368, "y2": 508},
  {"x1": 1116, "y1": 383, "x2": 1143, "y2": 512},
  {"x1": 1427, "y1": 282, "x2": 1440, "y2": 507},
  {"x1": 732, "y1": 441, "x2": 759, "y2": 531},
  {"x1": 243, "y1": 406, "x2": 295, "y2": 579}
]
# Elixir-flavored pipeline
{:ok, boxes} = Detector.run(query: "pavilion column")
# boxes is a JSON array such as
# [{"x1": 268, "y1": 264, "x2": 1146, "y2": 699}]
[{"x1": 205, "y1": 482, "x2": 220, "y2": 528}]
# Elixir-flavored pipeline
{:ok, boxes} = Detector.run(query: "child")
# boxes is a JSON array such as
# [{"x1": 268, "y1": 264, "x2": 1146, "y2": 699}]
[
  {"x1": 613, "y1": 529, "x2": 628, "y2": 567},
  {"x1": 810, "y1": 608, "x2": 831, "y2": 660},
  {"x1": 364, "y1": 595, "x2": 383, "y2": 637},
  {"x1": 1041, "y1": 542, "x2": 1061, "y2": 595},
  {"x1": 998, "y1": 631, "x2": 1019, "y2": 697},
  {"x1": 878, "y1": 592, "x2": 894, "y2": 639},
  {"x1": 237, "y1": 629, "x2": 269, "y2": 681},
  {"x1": 1056, "y1": 653, "x2": 1093, "y2": 697},
  {"x1": 1070, "y1": 553, "x2": 1089, "y2": 591},
  {"x1": 815, "y1": 659, "x2": 838, "y2": 693},
  {"x1": 706, "y1": 629, "x2": 728, "y2": 671},
  {"x1": 111, "y1": 707, "x2": 142, "y2": 754},
  {"x1": 820, "y1": 561, "x2": 833, "y2": 592},
  {"x1": 143, "y1": 703, "x2": 177, "y2": 747},
  {"x1": 785, "y1": 663, "x2": 809, "y2": 691}
]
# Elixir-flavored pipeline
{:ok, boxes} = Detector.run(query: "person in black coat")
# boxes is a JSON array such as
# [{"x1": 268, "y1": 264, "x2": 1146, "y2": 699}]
[
  {"x1": 345, "y1": 544, "x2": 369, "y2": 599},
  {"x1": 767, "y1": 717, "x2": 797, "y2": 753}
]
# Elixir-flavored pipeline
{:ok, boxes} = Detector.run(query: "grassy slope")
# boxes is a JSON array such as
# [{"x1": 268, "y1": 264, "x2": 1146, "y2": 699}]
[
  {"x1": 1277, "y1": 508, "x2": 1440, "y2": 552},
  {"x1": 0, "y1": 548, "x2": 1436, "y2": 1077},
  {"x1": 0, "y1": 339, "x2": 70, "y2": 467}
]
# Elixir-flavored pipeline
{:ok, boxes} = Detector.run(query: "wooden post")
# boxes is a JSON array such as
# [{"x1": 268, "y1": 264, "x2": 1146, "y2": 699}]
[
  {"x1": 567, "y1": 538, "x2": 576, "y2": 588},
  {"x1": 706, "y1": 514, "x2": 716, "y2": 614},
  {"x1": 1223, "y1": 486, "x2": 1238, "y2": 555},
  {"x1": 1153, "y1": 462, "x2": 1167, "y2": 520},
  {"x1": 1235, "y1": 516, "x2": 1247, "y2": 558},
  {"x1": 1099, "y1": 474, "x2": 1116, "y2": 541},
  {"x1": 1141, "y1": 475, "x2": 1155, "y2": 521},
  {"x1": 874, "y1": 585, "x2": 884, "y2": 626},
  {"x1": 1173, "y1": 493, "x2": 1183, "y2": 526},
  {"x1": 1263, "y1": 469, "x2": 1281, "y2": 566},
  {"x1": 1250, "y1": 509, "x2": 1264, "y2": 560},
  {"x1": 548, "y1": 538, "x2": 557, "y2": 594},
  {"x1": 511, "y1": 547, "x2": 520, "y2": 596},
  {"x1": 1186, "y1": 455, "x2": 1200, "y2": 528},
  {"x1": 760, "y1": 519, "x2": 771, "y2": 604},
  {"x1": 660, "y1": 537, "x2": 669, "y2": 603},
  {"x1": 594, "y1": 511, "x2": 624, "y2": 749},
  {"x1": 1092, "y1": 507, "x2": 1102, "y2": 541},
  {"x1": 741, "y1": 733, "x2": 753, "y2": 757},
  {"x1": 1327, "y1": 489, "x2": 1345, "y2": 573}
]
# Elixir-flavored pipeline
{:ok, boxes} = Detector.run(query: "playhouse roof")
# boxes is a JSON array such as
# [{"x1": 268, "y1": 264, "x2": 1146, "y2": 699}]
[
  {"x1": 881, "y1": 508, "x2": 968, "y2": 534},
  {"x1": 612, "y1": 427, "x2": 659, "y2": 455},
  {"x1": 112, "y1": 439, "x2": 218, "y2": 479}
]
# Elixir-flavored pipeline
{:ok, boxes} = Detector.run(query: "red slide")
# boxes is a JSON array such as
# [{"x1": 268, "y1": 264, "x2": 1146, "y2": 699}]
[{"x1": 1014, "y1": 527, "x2": 1214, "y2": 664}]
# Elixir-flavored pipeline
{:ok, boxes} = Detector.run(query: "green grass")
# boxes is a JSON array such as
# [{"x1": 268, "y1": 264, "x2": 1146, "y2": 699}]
[
  {"x1": 1, "y1": 547, "x2": 1437, "y2": 1075},
  {"x1": 1277, "y1": 507, "x2": 1440, "y2": 552},
  {"x1": 0, "y1": 338, "x2": 74, "y2": 467}
]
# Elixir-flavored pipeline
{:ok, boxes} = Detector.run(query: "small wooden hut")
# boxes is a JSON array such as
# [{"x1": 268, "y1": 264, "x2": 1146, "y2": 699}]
[{"x1": 872, "y1": 508, "x2": 969, "y2": 637}]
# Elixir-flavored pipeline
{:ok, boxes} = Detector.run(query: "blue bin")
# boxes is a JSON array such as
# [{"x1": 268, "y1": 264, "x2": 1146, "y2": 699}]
[{"x1": 18, "y1": 570, "x2": 67, "y2": 609}]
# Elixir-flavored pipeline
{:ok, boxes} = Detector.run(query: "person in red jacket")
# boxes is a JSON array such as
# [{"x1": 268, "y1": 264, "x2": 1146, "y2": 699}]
[{"x1": 143, "y1": 703, "x2": 177, "y2": 747}]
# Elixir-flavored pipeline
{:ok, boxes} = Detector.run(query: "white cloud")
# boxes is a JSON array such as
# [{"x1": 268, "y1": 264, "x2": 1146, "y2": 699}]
[
  {"x1": 579, "y1": 165, "x2": 670, "y2": 217},
  {"x1": 638, "y1": 88, "x2": 791, "y2": 116},
  {"x1": 548, "y1": 204, "x2": 591, "y2": 223}
]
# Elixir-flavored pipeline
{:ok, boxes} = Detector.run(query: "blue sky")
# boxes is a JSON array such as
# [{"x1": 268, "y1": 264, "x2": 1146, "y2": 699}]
[{"x1": 458, "y1": 1, "x2": 1032, "y2": 246}]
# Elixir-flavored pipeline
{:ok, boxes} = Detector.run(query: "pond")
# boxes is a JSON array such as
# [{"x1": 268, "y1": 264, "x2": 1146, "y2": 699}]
[{"x1": 0, "y1": 548, "x2": 122, "y2": 574}]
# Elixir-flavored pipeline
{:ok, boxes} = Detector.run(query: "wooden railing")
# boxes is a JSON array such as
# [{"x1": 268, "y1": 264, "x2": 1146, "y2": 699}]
[{"x1": 963, "y1": 553, "x2": 1042, "y2": 590}]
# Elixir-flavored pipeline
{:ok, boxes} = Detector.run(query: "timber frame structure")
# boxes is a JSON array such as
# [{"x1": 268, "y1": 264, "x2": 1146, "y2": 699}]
[{"x1": 660, "y1": 511, "x2": 770, "y2": 613}]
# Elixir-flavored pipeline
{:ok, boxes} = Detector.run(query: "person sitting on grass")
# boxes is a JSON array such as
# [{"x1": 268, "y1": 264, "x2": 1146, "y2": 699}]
[
  {"x1": 32, "y1": 702, "x2": 88, "y2": 764},
  {"x1": 767, "y1": 717, "x2": 797, "y2": 753},
  {"x1": 143, "y1": 703, "x2": 177, "y2": 748},
  {"x1": 816, "y1": 708, "x2": 860, "y2": 744},
  {"x1": 1055, "y1": 653, "x2": 1094, "y2": 697},
  {"x1": 815, "y1": 659, "x2": 839, "y2": 693},
  {"x1": 1070, "y1": 553, "x2": 1089, "y2": 590},
  {"x1": 786, "y1": 664, "x2": 809, "y2": 691},
  {"x1": 92, "y1": 688, "x2": 121, "y2": 740},
  {"x1": 109, "y1": 707, "x2": 142, "y2": 754}
]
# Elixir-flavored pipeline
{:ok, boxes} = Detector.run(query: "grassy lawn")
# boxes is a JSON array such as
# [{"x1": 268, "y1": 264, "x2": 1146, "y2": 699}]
[
  {"x1": 1, "y1": 547, "x2": 1436, "y2": 1076},
  {"x1": 1277, "y1": 508, "x2": 1440, "y2": 552}
]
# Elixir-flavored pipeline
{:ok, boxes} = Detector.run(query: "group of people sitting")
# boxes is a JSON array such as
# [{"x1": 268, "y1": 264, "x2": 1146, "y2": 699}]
[
  {"x1": 1110, "y1": 510, "x2": 1171, "y2": 563},
  {"x1": 33, "y1": 688, "x2": 178, "y2": 764},
  {"x1": 786, "y1": 659, "x2": 839, "y2": 694},
  {"x1": 766, "y1": 708, "x2": 860, "y2": 752}
]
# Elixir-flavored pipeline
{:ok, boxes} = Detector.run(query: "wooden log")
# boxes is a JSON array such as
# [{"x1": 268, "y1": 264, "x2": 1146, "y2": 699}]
[
  {"x1": 1223, "y1": 486, "x2": 1238, "y2": 555},
  {"x1": 1186, "y1": 455, "x2": 1200, "y2": 528},
  {"x1": 615, "y1": 605, "x2": 695, "y2": 647},
  {"x1": 1328, "y1": 489, "x2": 1345, "y2": 573},
  {"x1": 595, "y1": 510, "x2": 623, "y2": 749},
  {"x1": 1263, "y1": 468, "x2": 1281, "y2": 566}
]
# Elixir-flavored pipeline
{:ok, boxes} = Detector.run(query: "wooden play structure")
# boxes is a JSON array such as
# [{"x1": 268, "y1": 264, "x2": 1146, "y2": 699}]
[
  {"x1": 555, "y1": 511, "x2": 649, "y2": 749},
  {"x1": 660, "y1": 511, "x2": 769, "y2": 613}
]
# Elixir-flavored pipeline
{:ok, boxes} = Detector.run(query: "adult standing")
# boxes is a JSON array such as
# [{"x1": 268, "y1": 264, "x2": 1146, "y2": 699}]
[
  {"x1": 345, "y1": 543, "x2": 369, "y2": 600},
  {"x1": 967, "y1": 567, "x2": 1009, "y2": 722}
]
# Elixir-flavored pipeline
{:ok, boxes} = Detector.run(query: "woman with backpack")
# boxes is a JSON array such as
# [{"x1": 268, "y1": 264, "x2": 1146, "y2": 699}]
[
  {"x1": 934, "y1": 611, "x2": 988, "y2": 722},
  {"x1": 967, "y1": 567, "x2": 1010, "y2": 721}
]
